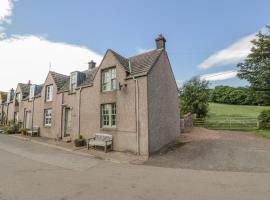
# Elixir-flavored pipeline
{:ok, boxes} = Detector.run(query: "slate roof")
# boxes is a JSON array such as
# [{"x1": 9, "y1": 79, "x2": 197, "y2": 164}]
[
  {"x1": 18, "y1": 83, "x2": 31, "y2": 98},
  {"x1": 50, "y1": 71, "x2": 70, "y2": 91},
  {"x1": 110, "y1": 48, "x2": 164, "y2": 77},
  {"x1": 128, "y1": 49, "x2": 163, "y2": 76},
  {"x1": 58, "y1": 67, "x2": 99, "y2": 92},
  {"x1": 79, "y1": 67, "x2": 99, "y2": 87},
  {"x1": 53, "y1": 48, "x2": 164, "y2": 92}
]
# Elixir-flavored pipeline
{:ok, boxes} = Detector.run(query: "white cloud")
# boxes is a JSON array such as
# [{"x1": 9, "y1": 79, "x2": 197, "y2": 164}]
[
  {"x1": 197, "y1": 33, "x2": 256, "y2": 69},
  {"x1": 0, "y1": 0, "x2": 13, "y2": 24},
  {"x1": 200, "y1": 70, "x2": 238, "y2": 81},
  {"x1": 0, "y1": 35, "x2": 103, "y2": 91},
  {"x1": 137, "y1": 47, "x2": 153, "y2": 54}
]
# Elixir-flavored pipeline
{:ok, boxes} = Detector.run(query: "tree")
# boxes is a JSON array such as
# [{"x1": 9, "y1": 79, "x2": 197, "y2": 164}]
[
  {"x1": 237, "y1": 25, "x2": 270, "y2": 92},
  {"x1": 180, "y1": 76, "x2": 209, "y2": 118}
]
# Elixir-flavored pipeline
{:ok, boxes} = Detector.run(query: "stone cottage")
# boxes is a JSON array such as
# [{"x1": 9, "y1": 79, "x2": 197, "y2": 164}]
[{"x1": 0, "y1": 35, "x2": 180, "y2": 156}]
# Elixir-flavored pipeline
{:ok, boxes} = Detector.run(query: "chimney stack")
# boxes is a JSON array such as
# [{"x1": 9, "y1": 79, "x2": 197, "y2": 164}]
[
  {"x1": 155, "y1": 34, "x2": 166, "y2": 49},
  {"x1": 88, "y1": 60, "x2": 96, "y2": 70},
  {"x1": 28, "y1": 80, "x2": 31, "y2": 85}
]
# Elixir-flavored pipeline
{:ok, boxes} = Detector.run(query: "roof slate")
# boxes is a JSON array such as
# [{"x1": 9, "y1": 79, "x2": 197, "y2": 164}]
[
  {"x1": 18, "y1": 83, "x2": 31, "y2": 97},
  {"x1": 50, "y1": 48, "x2": 163, "y2": 92},
  {"x1": 110, "y1": 48, "x2": 163, "y2": 76},
  {"x1": 50, "y1": 71, "x2": 70, "y2": 91},
  {"x1": 128, "y1": 49, "x2": 163, "y2": 76}
]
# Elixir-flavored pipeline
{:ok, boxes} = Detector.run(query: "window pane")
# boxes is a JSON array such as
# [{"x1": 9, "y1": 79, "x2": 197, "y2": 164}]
[
  {"x1": 111, "y1": 79, "x2": 116, "y2": 90},
  {"x1": 102, "y1": 68, "x2": 116, "y2": 92}
]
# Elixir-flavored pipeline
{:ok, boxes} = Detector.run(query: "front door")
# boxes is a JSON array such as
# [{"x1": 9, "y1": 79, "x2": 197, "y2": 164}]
[
  {"x1": 24, "y1": 111, "x2": 31, "y2": 129},
  {"x1": 64, "y1": 108, "x2": 72, "y2": 137}
]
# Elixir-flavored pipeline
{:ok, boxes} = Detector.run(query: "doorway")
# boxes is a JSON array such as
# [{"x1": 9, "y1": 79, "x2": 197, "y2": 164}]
[
  {"x1": 64, "y1": 108, "x2": 72, "y2": 137},
  {"x1": 24, "y1": 111, "x2": 31, "y2": 129}
]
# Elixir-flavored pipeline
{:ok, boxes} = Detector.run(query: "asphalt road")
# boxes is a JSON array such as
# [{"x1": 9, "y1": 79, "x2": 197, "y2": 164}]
[{"x1": 0, "y1": 134, "x2": 270, "y2": 200}]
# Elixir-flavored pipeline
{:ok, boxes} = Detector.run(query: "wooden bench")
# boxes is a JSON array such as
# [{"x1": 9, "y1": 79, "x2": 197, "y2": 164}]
[
  {"x1": 87, "y1": 133, "x2": 113, "y2": 153},
  {"x1": 27, "y1": 126, "x2": 40, "y2": 137}
]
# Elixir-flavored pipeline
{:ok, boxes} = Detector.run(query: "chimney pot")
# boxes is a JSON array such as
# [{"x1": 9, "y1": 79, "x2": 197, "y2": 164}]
[
  {"x1": 88, "y1": 60, "x2": 96, "y2": 70},
  {"x1": 155, "y1": 34, "x2": 166, "y2": 49}
]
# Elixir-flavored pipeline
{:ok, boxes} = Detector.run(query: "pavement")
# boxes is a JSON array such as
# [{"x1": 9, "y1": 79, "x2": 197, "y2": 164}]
[
  {"x1": 1, "y1": 133, "x2": 270, "y2": 200},
  {"x1": 10, "y1": 134, "x2": 147, "y2": 164},
  {"x1": 146, "y1": 128, "x2": 270, "y2": 173}
]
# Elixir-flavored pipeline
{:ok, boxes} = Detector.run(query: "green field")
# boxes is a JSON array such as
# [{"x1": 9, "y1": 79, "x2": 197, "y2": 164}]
[
  {"x1": 208, "y1": 103, "x2": 270, "y2": 118},
  {"x1": 194, "y1": 103, "x2": 270, "y2": 131}
]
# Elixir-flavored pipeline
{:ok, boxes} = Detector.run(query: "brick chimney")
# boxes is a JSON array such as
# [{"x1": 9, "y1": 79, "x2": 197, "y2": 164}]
[
  {"x1": 155, "y1": 34, "x2": 166, "y2": 49},
  {"x1": 88, "y1": 60, "x2": 96, "y2": 70}
]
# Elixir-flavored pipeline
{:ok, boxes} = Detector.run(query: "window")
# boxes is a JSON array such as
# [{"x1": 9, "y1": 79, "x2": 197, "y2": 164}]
[
  {"x1": 70, "y1": 72, "x2": 77, "y2": 92},
  {"x1": 101, "y1": 103, "x2": 116, "y2": 128},
  {"x1": 29, "y1": 85, "x2": 36, "y2": 99},
  {"x1": 45, "y1": 85, "x2": 53, "y2": 102},
  {"x1": 101, "y1": 68, "x2": 116, "y2": 92},
  {"x1": 44, "y1": 109, "x2": 52, "y2": 127},
  {"x1": 7, "y1": 92, "x2": 11, "y2": 103}
]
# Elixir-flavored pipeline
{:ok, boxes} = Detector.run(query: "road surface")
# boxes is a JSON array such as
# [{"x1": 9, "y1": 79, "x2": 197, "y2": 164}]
[{"x1": 0, "y1": 134, "x2": 270, "y2": 200}]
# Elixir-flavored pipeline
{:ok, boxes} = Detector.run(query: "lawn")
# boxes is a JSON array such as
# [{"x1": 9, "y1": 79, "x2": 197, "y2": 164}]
[
  {"x1": 256, "y1": 130, "x2": 270, "y2": 139},
  {"x1": 208, "y1": 103, "x2": 270, "y2": 118}
]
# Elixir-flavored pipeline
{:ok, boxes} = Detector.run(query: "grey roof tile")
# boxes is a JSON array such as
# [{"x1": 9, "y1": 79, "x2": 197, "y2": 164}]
[
  {"x1": 50, "y1": 71, "x2": 70, "y2": 91},
  {"x1": 110, "y1": 49, "x2": 163, "y2": 76},
  {"x1": 18, "y1": 83, "x2": 31, "y2": 98}
]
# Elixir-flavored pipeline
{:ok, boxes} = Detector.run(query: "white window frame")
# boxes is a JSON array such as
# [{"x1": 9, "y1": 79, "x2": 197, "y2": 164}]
[
  {"x1": 101, "y1": 103, "x2": 116, "y2": 128},
  {"x1": 45, "y1": 85, "x2": 53, "y2": 102},
  {"x1": 101, "y1": 68, "x2": 116, "y2": 92},
  {"x1": 70, "y1": 72, "x2": 77, "y2": 92},
  {"x1": 7, "y1": 92, "x2": 11, "y2": 103},
  {"x1": 44, "y1": 109, "x2": 52, "y2": 127}
]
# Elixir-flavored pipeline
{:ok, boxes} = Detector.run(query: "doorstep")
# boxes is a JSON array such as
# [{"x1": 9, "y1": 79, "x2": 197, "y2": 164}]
[{"x1": 10, "y1": 134, "x2": 147, "y2": 164}]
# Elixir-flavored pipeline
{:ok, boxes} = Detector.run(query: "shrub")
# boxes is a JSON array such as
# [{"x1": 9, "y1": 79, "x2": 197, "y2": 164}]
[
  {"x1": 4, "y1": 122, "x2": 20, "y2": 134},
  {"x1": 258, "y1": 110, "x2": 270, "y2": 130},
  {"x1": 74, "y1": 135, "x2": 86, "y2": 147}
]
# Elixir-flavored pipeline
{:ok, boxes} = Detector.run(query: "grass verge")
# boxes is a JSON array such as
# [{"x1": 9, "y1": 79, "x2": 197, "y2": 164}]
[{"x1": 256, "y1": 130, "x2": 270, "y2": 139}]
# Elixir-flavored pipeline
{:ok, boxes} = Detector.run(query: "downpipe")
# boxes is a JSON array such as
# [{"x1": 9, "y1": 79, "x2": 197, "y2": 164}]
[{"x1": 133, "y1": 77, "x2": 140, "y2": 155}]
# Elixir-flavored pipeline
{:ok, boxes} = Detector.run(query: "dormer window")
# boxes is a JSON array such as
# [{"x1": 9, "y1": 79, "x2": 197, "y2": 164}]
[
  {"x1": 6, "y1": 89, "x2": 14, "y2": 103},
  {"x1": 29, "y1": 85, "x2": 36, "y2": 100},
  {"x1": 102, "y1": 67, "x2": 116, "y2": 92},
  {"x1": 7, "y1": 93, "x2": 11, "y2": 103},
  {"x1": 70, "y1": 72, "x2": 78, "y2": 92}
]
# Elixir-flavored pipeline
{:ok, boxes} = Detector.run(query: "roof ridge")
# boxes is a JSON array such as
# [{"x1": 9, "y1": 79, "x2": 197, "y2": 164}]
[
  {"x1": 50, "y1": 71, "x2": 69, "y2": 77},
  {"x1": 128, "y1": 48, "x2": 163, "y2": 59}
]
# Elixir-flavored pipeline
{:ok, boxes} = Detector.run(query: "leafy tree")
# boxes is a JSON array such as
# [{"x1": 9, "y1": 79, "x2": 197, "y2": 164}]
[
  {"x1": 209, "y1": 85, "x2": 270, "y2": 106},
  {"x1": 180, "y1": 77, "x2": 209, "y2": 118},
  {"x1": 237, "y1": 25, "x2": 270, "y2": 92}
]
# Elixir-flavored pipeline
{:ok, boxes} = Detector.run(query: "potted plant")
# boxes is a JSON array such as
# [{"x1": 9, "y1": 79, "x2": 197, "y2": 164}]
[
  {"x1": 74, "y1": 135, "x2": 86, "y2": 147},
  {"x1": 20, "y1": 128, "x2": 28, "y2": 136}
]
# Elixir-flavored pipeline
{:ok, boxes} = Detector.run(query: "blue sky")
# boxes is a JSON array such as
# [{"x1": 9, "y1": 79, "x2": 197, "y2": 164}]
[{"x1": 0, "y1": 0, "x2": 269, "y2": 90}]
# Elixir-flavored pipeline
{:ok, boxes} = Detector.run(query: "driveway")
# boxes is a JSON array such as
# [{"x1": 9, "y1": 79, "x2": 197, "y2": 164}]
[{"x1": 146, "y1": 128, "x2": 270, "y2": 173}]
